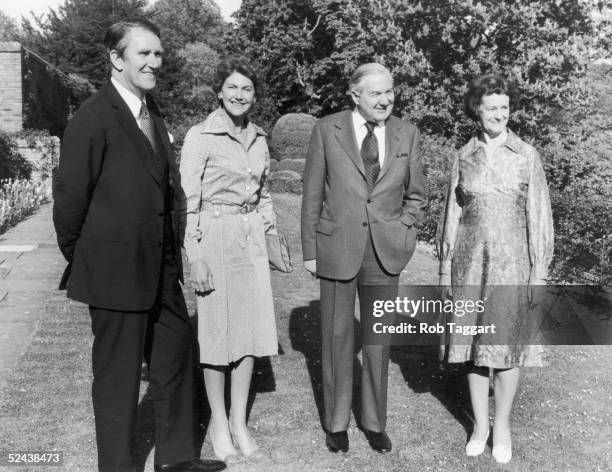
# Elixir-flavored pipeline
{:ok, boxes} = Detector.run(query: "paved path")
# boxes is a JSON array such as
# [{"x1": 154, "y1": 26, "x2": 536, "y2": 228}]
[{"x1": 0, "y1": 203, "x2": 65, "y2": 395}]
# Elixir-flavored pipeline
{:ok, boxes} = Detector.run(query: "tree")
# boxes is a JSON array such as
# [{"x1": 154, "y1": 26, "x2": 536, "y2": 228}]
[
  {"x1": 148, "y1": 0, "x2": 229, "y2": 129},
  {"x1": 231, "y1": 0, "x2": 611, "y2": 143},
  {"x1": 20, "y1": 0, "x2": 148, "y2": 88},
  {"x1": 0, "y1": 10, "x2": 20, "y2": 41}
]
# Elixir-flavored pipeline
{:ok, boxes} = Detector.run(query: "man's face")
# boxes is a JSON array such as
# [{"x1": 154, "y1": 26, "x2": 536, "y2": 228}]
[
  {"x1": 111, "y1": 27, "x2": 162, "y2": 99},
  {"x1": 351, "y1": 72, "x2": 394, "y2": 124}
]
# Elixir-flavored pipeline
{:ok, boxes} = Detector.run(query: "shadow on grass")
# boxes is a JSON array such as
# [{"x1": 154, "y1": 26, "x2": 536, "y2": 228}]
[
  {"x1": 390, "y1": 346, "x2": 473, "y2": 439},
  {"x1": 288, "y1": 299, "x2": 381, "y2": 430},
  {"x1": 289, "y1": 299, "x2": 475, "y2": 440}
]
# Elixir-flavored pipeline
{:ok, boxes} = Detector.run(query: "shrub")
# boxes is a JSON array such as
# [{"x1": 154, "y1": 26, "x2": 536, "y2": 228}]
[
  {"x1": 0, "y1": 133, "x2": 32, "y2": 181},
  {"x1": 0, "y1": 179, "x2": 49, "y2": 235},
  {"x1": 13, "y1": 129, "x2": 60, "y2": 179},
  {"x1": 418, "y1": 134, "x2": 456, "y2": 244},
  {"x1": 270, "y1": 113, "x2": 316, "y2": 161},
  {"x1": 540, "y1": 140, "x2": 612, "y2": 284}
]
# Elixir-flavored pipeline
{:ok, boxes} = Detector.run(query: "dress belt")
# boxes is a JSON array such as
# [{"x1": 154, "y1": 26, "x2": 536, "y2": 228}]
[{"x1": 200, "y1": 201, "x2": 258, "y2": 215}]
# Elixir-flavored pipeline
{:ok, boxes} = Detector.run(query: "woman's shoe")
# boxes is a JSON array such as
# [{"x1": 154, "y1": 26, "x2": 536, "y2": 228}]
[
  {"x1": 230, "y1": 425, "x2": 267, "y2": 461},
  {"x1": 492, "y1": 442, "x2": 512, "y2": 464},
  {"x1": 465, "y1": 429, "x2": 489, "y2": 457},
  {"x1": 208, "y1": 424, "x2": 240, "y2": 464}
]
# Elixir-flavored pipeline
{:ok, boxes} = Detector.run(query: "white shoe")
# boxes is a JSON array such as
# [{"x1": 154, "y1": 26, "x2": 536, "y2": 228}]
[
  {"x1": 465, "y1": 430, "x2": 489, "y2": 457},
  {"x1": 492, "y1": 442, "x2": 512, "y2": 463}
]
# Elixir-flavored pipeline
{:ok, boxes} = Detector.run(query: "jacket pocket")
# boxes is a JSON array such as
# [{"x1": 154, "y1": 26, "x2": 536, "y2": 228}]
[{"x1": 316, "y1": 217, "x2": 335, "y2": 235}]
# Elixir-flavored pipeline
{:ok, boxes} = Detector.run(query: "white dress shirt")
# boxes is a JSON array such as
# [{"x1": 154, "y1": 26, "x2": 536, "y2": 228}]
[
  {"x1": 352, "y1": 109, "x2": 386, "y2": 167},
  {"x1": 111, "y1": 77, "x2": 146, "y2": 130}
]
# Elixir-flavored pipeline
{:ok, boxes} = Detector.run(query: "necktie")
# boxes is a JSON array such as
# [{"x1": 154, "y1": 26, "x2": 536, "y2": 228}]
[
  {"x1": 362, "y1": 122, "x2": 380, "y2": 192},
  {"x1": 139, "y1": 102, "x2": 158, "y2": 156}
]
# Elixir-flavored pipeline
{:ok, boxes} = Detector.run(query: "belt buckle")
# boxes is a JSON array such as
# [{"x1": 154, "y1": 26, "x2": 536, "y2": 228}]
[{"x1": 240, "y1": 204, "x2": 249, "y2": 214}]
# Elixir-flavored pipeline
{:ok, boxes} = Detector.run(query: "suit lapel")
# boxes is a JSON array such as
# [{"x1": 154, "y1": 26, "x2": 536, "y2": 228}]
[
  {"x1": 104, "y1": 83, "x2": 161, "y2": 186},
  {"x1": 333, "y1": 110, "x2": 365, "y2": 176},
  {"x1": 149, "y1": 100, "x2": 178, "y2": 184},
  {"x1": 377, "y1": 117, "x2": 402, "y2": 183}
]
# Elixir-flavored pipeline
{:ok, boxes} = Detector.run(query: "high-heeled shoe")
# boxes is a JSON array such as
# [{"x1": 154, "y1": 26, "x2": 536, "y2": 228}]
[
  {"x1": 229, "y1": 425, "x2": 267, "y2": 461},
  {"x1": 465, "y1": 429, "x2": 489, "y2": 457},
  {"x1": 208, "y1": 424, "x2": 240, "y2": 464},
  {"x1": 492, "y1": 442, "x2": 512, "y2": 464}
]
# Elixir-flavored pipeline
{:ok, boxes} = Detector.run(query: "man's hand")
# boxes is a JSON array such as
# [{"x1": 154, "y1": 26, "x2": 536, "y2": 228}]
[
  {"x1": 190, "y1": 260, "x2": 214, "y2": 294},
  {"x1": 304, "y1": 259, "x2": 317, "y2": 277}
]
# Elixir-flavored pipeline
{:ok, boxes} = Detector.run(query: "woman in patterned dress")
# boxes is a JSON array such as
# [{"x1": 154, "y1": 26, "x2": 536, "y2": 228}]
[
  {"x1": 180, "y1": 55, "x2": 278, "y2": 463},
  {"x1": 436, "y1": 75, "x2": 554, "y2": 464}
]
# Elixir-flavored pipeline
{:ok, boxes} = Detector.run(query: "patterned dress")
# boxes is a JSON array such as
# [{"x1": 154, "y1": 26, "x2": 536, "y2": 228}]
[
  {"x1": 436, "y1": 130, "x2": 554, "y2": 368},
  {"x1": 180, "y1": 108, "x2": 278, "y2": 365}
]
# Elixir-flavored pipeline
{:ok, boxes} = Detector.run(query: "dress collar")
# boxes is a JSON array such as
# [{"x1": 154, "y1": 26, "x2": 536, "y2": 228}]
[{"x1": 474, "y1": 128, "x2": 522, "y2": 154}]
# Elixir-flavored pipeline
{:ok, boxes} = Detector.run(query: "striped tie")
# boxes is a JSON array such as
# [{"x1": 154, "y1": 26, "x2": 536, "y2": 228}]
[
  {"x1": 139, "y1": 102, "x2": 158, "y2": 156},
  {"x1": 362, "y1": 122, "x2": 380, "y2": 192}
]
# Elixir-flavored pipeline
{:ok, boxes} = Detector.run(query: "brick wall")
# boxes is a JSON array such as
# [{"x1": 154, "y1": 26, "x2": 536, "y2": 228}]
[{"x1": 0, "y1": 42, "x2": 23, "y2": 133}]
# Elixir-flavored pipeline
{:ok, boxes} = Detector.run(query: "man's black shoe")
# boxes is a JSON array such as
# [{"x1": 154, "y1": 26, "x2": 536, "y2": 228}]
[
  {"x1": 325, "y1": 430, "x2": 349, "y2": 453},
  {"x1": 363, "y1": 429, "x2": 392, "y2": 453},
  {"x1": 154, "y1": 458, "x2": 227, "y2": 472}
]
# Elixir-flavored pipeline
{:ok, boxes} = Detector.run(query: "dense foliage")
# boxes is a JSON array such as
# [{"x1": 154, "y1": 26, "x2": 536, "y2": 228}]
[
  {"x1": 232, "y1": 0, "x2": 610, "y2": 142},
  {"x1": 0, "y1": 133, "x2": 32, "y2": 181},
  {"x1": 20, "y1": 0, "x2": 148, "y2": 88},
  {"x1": 2, "y1": 0, "x2": 610, "y2": 283}
]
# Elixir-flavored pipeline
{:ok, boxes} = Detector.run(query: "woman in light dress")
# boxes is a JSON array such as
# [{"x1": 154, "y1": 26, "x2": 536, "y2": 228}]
[
  {"x1": 180, "y1": 55, "x2": 278, "y2": 464},
  {"x1": 436, "y1": 74, "x2": 554, "y2": 464}
]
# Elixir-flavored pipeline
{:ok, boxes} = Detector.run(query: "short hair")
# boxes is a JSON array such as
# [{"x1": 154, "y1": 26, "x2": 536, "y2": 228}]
[
  {"x1": 104, "y1": 18, "x2": 161, "y2": 58},
  {"x1": 349, "y1": 63, "x2": 393, "y2": 93},
  {"x1": 464, "y1": 74, "x2": 519, "y2": 121},
  {"x1": 212, "y1": 55, "x2": 259, "y2": 94}
]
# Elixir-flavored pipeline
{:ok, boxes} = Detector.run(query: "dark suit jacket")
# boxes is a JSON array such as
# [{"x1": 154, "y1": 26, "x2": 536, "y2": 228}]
[
  {"x1": 53, "y1": 82, "x2": 184, "y2": 311},
  {"x1": 301, "y1": 110, "x2": 427, "y2": 280}
]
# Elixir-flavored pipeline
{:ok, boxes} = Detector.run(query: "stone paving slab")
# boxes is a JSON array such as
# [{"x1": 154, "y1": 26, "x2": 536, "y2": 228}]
[{"x1": 0, "y1": 203, "x2": 63, "y2": 395}]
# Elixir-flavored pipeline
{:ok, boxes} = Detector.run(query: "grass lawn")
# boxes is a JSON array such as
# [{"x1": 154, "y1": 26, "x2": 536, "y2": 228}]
[{"x1": 0, "y1": 193, "x2": 610, "y2": 471}]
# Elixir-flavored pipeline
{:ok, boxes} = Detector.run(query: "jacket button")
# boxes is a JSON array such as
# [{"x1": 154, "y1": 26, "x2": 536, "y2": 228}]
[
  {"x1": 363, "y1": 222, "x2": 368, "y2": 227},
  {"x1": 158, "y1": 212, "x2": 163, "y2": 217},
  {"x1": 157, "y1": 242, "x2": 162, "y2": 247},
  {"x1": 367, "y1": 199, "x2": 372, "y2": 203}
]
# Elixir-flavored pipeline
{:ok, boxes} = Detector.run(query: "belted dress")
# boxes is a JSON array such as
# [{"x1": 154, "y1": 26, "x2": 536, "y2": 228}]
[{"x1": 180, "y1": 107, "x2": 278, "y2": 365}]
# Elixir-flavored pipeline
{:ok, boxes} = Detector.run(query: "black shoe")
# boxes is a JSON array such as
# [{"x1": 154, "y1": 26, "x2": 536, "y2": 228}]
[
  {"x1": 363, "y1": 429, "x2": 392, "y2": 453},
  {"x1": 154, "y1": 458, "x2": 227, "y2": 472},
  {"x1": 325, "y1": 430, "x2": 349, "y2": 453}
]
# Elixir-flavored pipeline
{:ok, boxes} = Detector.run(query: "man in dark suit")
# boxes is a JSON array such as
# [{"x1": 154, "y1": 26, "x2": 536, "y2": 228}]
[
  {"x1": 301, "y1": 63, "x2": 426, "y2": 454},
  {"x1": 53, "y1": 19, "x2": 225, "y2": 472}
]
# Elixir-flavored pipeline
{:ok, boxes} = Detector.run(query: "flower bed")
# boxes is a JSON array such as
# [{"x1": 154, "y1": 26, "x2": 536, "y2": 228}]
[{"x1": 0, "y1": 179, "x2": 49, "y2": 235}]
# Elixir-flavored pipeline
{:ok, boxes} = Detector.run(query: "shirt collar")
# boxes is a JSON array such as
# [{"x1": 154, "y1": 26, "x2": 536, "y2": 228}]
[
  {"x1": 111, "y1": 77, "x2": 146, "y2": 120},
  {"x1": 352, "y1": 108, "x2": 385, "y2": 129}
]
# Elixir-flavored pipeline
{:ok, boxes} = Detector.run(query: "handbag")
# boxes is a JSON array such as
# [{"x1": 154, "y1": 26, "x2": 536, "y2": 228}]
[{"x1": 265, "y1": 231, "x2": 293, "y2": 273}]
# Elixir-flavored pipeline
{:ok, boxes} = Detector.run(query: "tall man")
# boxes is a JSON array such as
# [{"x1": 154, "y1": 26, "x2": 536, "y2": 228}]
[
  {"x1": 301, "y1": 63, "x2": 426, "y2": 454},
  {"x1": 53, "y1": 19, "x2": 226, "y2": 472}
]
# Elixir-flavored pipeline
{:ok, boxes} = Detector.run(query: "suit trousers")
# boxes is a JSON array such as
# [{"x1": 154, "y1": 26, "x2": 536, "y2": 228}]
[
  {"x1": 89, "y1": 248, "x2": 196, "y2": 472},
  {"x1": 320, "y1": 233, "x2": 399, "y2": 433}
]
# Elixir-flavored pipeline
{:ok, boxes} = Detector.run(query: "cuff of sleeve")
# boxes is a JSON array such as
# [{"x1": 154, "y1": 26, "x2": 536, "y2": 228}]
[
  {"x1": 399, "y1": 212, "x2": 416, "y2": 227},
  {"x1": 184, "y1": 240, "x2": 203, "y2": 263},
  {"x1": 439, "y1": 260, "x2": 452, "y2": 275},
  {"x1": 302, "y1": 245, "x2": 316, "y2": 261},
  {"x1": 530, "y1": 264, "x2": 549, "y2": 281}
]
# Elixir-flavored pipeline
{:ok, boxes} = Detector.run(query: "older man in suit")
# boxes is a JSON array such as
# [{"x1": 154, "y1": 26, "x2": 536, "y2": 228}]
[
  {"x1": 53, "y1": 19, "x2": 225, "y2": 472},
  {"x1": 301, "y1": 63, "x2": 426, "y2": 453}
]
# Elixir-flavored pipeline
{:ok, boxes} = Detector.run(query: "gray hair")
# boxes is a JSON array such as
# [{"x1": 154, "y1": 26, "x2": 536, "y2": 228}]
[{"x1": 348, "y1": 63, "x2": 393, "y2": 93}]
